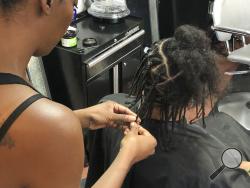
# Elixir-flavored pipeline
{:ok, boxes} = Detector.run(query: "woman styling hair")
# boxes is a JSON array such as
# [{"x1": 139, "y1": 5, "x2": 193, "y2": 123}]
[{"x1": 0, "y1": 1, "x2": 156, "y2": 188}]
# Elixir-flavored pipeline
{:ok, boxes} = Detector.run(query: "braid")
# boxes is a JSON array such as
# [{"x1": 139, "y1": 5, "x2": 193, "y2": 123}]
[
  {"x1": 130, "y1": 25, "x2": 219, "y2": 151},
  {"x1": 158, "y1": 39, "x2": 171, "y2": 78}
]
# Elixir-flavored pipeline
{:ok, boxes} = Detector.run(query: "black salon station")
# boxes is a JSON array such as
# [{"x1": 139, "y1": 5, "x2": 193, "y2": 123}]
[
  {"x1": 41, "y1": 0, "x2": 213, "y2": 110},
  {"x1": 42, "y1": 15, "x2": 144, "y2": 110}
]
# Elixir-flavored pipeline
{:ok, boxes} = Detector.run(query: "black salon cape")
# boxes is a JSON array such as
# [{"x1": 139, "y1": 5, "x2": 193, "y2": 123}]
[
  {"x1": 85, "y1": 119, "x2": 250, "y2": 188},
  {"x1": 201, "y1": 112, "x2": 250, "y2": 160}
]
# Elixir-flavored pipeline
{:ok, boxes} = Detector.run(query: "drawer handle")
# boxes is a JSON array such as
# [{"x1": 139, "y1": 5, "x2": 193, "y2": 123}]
[{"x1": 88, "y1": 30, "x2": 145, "y2": 68}]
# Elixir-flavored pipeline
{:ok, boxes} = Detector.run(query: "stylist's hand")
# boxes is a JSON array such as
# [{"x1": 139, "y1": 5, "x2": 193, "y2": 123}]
[
  {"x1": 75, "y1": 101, "x2": 139, "y2": 130},
  {"x1": 120, "y1": 122, "x2": 157, "y2": 165},
  {"x1": 240, "y1": 161, "x2": 250, "y2": 175}
]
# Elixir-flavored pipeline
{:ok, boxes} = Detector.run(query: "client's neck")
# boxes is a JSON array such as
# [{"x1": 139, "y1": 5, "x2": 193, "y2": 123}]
[
  {"x1": 150, "y1": 101, "x2": 214, "y2": 124},
  {"x1": 150, "y1": 107, "x2": 185, "y2": 122}
]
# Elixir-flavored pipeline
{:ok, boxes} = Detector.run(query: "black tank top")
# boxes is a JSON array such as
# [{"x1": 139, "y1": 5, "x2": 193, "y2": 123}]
[{"x1": 0, "y1": 73, "x2": 46, "y2": 142}]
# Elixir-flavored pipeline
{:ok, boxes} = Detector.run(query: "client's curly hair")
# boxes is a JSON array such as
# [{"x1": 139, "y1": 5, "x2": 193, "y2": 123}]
[{"x1": 130, "y1": 25, "x2": 219, "y2": 150}]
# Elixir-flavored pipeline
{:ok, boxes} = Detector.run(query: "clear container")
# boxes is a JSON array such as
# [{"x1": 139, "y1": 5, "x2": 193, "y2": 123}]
[
  {"x1": 87, "y1": 0, "x2": 130, "y2": 19},
  {"x1": 76, "y1": 0, "x2": 87, "y2": 14}
]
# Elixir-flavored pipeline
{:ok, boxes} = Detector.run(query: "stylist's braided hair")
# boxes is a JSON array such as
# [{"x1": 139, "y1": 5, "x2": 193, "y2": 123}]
[
  {"x1": 0, "y1": 0, "x2": 19, "y2": 9},
  {"x1": 0, "y1": 0, "x2": 25, "y2": 15},
  {"x1": 130, "y1": 25, "x2": 219, "y2": 150}
]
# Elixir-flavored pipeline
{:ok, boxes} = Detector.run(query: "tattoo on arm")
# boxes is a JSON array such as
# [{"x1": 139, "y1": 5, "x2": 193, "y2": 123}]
[
  {"x1": 0, "y1": 118, "x2": 15, "y2": 149},
  {"x1": 0, "y1": 113, "x2": 15, "y2": 149},
  {"x1": 0, "y1": 134, "x2": 15, "y2": 149}
]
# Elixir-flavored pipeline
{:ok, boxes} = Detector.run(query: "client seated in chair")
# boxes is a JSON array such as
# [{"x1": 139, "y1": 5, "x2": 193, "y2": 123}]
[
  {"x1": 85, "y1": 25, "x2": 250, "y2": 188},
  {"x1": 205, "y1": 0, "x2": 250, "y2": 136},
  {"x1": 191, "y1": 32, "x2": 250, "y2": 177},
  {"x1": 198, "y1": 24, "x2": 250, "y2": 163}
]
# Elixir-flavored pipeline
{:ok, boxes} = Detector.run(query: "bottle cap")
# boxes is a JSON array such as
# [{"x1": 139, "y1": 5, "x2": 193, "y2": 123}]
[{"x1": 61, "y1": 30, "x2": 77, "y2": 48}]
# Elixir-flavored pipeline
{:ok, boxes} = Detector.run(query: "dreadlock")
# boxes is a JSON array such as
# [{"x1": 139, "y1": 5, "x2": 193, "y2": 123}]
[{"x1": 130, "y1": 25, "x2": 219, "y2": 151}]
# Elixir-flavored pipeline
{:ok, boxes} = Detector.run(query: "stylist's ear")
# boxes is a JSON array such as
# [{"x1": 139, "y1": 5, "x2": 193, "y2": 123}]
[{"x1": 39, "y1": 0, "x2": 54, "y2": 15}]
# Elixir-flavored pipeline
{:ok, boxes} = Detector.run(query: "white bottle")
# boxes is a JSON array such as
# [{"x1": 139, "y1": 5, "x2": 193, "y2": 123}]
[{"x1": 77, "y1": 0, "x2": 86, "y2": 14}]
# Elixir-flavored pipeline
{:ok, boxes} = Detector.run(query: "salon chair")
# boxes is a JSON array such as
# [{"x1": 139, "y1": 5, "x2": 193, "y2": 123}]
[{"x1": 211, "y1": 0, "x2": 250, "y2": 130}]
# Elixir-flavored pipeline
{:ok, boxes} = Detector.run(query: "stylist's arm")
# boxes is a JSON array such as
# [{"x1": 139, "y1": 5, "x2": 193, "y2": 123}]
[
  {"x1": 74, "y1": 101, "x2": 157, "y2": 188},
  {"x1": 92, "y1": 123, "x2": 156, "y2": 188}
]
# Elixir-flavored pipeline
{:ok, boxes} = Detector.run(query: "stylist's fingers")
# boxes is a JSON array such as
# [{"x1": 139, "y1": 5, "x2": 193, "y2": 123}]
[
  {"x1": 113, "y1": 102, "x2": 137, "y2": 116},
  {"x1": 138, "y1": 126, "x2": 157, "y2": 151},
  {"x1": 136, "y1": 116, "x2": 142, "y2": 124},
  {"x1": 123, "y1": 128, "x2": 130, "y2": 135},
  {"x1": 112, "y1": 114, "x2": 137, "y2": 124},
  {"x1": 138, "y1": 126, "x2": 153, "y2": 136},
  {"x1": 123, "y1": 122, "x2": 139, "y2": 135},
  {"x1": 113, "y1": 103, "x2": 141, "y2": 123},
  {"x1": 130, "y1": 122, "x2": 139, "y2": 134}
]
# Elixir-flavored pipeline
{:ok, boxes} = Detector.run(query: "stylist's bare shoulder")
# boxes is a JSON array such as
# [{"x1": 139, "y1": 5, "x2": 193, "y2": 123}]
[
  {"x1": 0, "y1": 88, "x2": 84, "y2": 188},
  {"x1": 21, "y1": 96, "x2": 84, "y2": 188}
]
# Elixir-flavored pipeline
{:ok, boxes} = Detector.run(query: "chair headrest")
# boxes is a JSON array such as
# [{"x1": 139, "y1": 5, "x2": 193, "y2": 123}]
[{"x1": 215, "y1": 31, "x2": 232, "y2": 42}]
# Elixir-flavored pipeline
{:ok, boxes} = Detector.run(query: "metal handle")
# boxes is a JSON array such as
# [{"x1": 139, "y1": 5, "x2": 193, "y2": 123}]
[{"x1": 88, "y1": 30, "x2": 145, "y2": 68}]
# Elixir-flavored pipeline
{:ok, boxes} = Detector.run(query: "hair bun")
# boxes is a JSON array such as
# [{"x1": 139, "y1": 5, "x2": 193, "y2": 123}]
[{"x1": 174, "y1": 25, "x2": 211, "y2": 50}]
